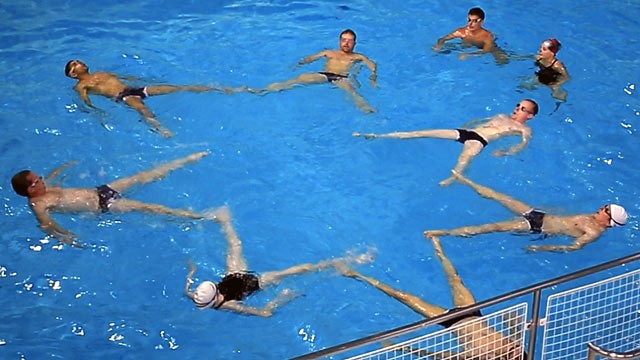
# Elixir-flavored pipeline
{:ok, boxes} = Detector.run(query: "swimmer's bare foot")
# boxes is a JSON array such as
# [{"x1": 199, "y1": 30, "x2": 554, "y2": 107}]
[
  {"x1": 335, "y1": 262, "x2": 359, "y2": 277},
  {"x1": 187, "y1": 151, "x2": 210, "y2": 162},
  {"x1": 424, "y1": 230, "x2": 447, "y2": 238},
  {"x1": 450, "y1": 170, "x2": 473, "y2": 186},
  {"x1": 206, "y1": 205, "x2": 231, "y2": 223},
  {"x1": 439, "y1": 176, "x2": 455, "y2": 187},
  {"x1": 161, "y1": 129, "x2": 175, "y2": 138},
  {"x1": 361, "y1": 105, "x2": 377, "y2": 114},
  {"x1": 247, "y1": 87, "x2": 269, "y2": 95},
  {"x1": 346, "y1": 247, "x2": 377, "y2": 266}
]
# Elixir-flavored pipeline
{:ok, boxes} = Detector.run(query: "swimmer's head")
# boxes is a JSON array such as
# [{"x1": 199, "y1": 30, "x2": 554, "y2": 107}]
[
  {"x1": 65, "y1": 59, "x2": 87, "y2": 77},
  {"x1": 608, "y1": 204, "x2": 628, "y2": 227},
  {"x1": 468, "y1": 7, "x2": 485, "y2": 20},
  {"x1": 192, "y1": 281, "x2": 218, "y2": 309},
  {"x1": 542, "y1": 38, "x2": 561, "y2": 54},
  {"x1": 12, "y1": 170, "x2": 37, "y2": 197},
  {"x1": 340, "y1": 29, "x2": 356, "y2": 42},
  {"x1": 522, "y1": 98, "x2": 539, "y2": 115}
]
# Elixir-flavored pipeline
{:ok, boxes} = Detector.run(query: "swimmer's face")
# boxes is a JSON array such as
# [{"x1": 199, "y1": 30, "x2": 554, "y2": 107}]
[
  {"x1": 340, "y1": 33, "x2": 356, "y2": 53},
  {"x1": 597, "y1": 205, "x2": 612, "y2": 226},
  {"x1": 512, "y1": 100, "x2": 536, "y2": 121},
  {"x1": 66, "y1": 60, "x2": 88, "y2": 77},
  {"x1": 466, "y1": 15, "x2": 483, "y2": 30},
  {"x1": 26, "y1": 172, "x2": 46, "y2": 196},
  {"x1": 539, "y1": 43, "x2": 553, "y2": 56}
]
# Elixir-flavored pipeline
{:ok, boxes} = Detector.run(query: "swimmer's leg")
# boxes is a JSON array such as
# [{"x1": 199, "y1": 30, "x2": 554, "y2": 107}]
[
  {"x1": 424, "y1": 219, "x2": 529, "y2": 238},
  {"x1": 429, "y1": 235, "x2": 475, "y2": 307},
  {"x1": 123, "y1": 97, "x2": 174, "y2": 137},
  {"x1": 551, "y1": 86, "x2": 567, "y2": 102},
  {"x1": 335, "y1": 79, "x2": 376, "y2": 114},
  {"x1": 338, "y1": 267, "x2": 446, "y2": 318},
  {"x1": 439, "y1": 141, "x2": 483, "y2": 187},
  {"x1": 209, "y1": 206, "x2": 249, "y2": 273},
  {"x1": 146, "y1": 85, "x2": 221, "y2": 95},
  {"x1": 259, "y1": 248, "x2": 376, "y2": 287},
  {"x1": 452, "y1": 171, "x2": 532, "y2": 214},
  {"x1": 264, "y1": 73, "x2": 328, "y2": 92},
  {"x1": 109, "y1": 198, "x2": 206, "y2": 219},
  {"x1": 354, "y1": 129, "x2": 459, "y2": 140},
  {"x1": 108, "y1": 151, "x2": 209, "y2": 192}
]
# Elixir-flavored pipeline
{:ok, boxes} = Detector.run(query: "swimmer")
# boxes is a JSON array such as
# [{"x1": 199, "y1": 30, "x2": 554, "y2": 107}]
[
  {"x1": 65, "y1": 59, "x2": 243, "y2": 137},
  {"x1": 353, "y1": 99, "x2": 537, "y2": 186},
  {"x1": 252, "y1": 29, "x2": 379, "y2": 113},
  {"x1": 11, "y1": 151, "x2": 211, "y2": 247},
  {"x1": 186, "y1": 205, "x2": 376, "y2": 317},
  {"x1": 433, "y1": 7, "x2": 508, "y2": 64},
  {"x1": 338, "y1": 235, "x2": 526, "y2": 359},
  {"x1": 532, "y1": 38, "x2": 570, "y2": 101},
  {"x1": 424, "y1": 171, "x2": 628, "y2": 253}
]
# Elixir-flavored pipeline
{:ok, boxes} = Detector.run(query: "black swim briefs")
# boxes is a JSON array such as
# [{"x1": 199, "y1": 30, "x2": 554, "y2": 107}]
[
  {"x1": 319, "y1": 72, "x2": 348, "y2": 83},
  {"x1": 116, "y1": 87, "x2": 148, "y2": 102},
  {"x1": 523, "y1": 209, "x2": 546, "y2": 234},
  {"x1": 456, "y1": 129, "x2": 489, "y2": 148},
  {"x1": 96, "y1": 184, "x2": 121, "y2": 213},
  {"x1": 438, "y1": 307, "x2": 483, "y2": 328}
]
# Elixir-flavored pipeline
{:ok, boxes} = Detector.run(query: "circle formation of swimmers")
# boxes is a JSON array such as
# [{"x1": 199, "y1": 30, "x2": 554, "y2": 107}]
[{"x1": 10, "y1": 7, "x2": 628, "y2": 359}]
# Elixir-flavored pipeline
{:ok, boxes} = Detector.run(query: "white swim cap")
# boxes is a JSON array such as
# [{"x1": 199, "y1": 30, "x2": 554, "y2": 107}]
[
  {"x1": 609, "y1": 204, "x2": 628, "y2": 227},
  {"x1": 193, "y1": 281, "x2": 218, "y2": 308}
]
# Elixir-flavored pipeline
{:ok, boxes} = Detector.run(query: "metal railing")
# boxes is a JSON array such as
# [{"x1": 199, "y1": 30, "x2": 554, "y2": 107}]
[
  {"x1": 291, "y1": 252, "x2": 640, "y2": 360},
  {"x1": 587, "y1": 342, "x2": 640, "y2": 360}
]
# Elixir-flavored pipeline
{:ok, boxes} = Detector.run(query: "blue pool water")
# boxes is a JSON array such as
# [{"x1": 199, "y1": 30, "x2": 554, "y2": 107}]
[{"x1": 1, "y1": 0, "x2": 639, "y2": 358}]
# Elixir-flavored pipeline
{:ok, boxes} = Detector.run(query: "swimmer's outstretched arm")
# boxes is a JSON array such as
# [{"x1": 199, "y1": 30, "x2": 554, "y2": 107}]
[
  {"x1": 34, "y1": 209, "x2": 83, "y2": 248},
  {"x1": 433, "y1": 29, "x2": 461, "y2": 51},
  {"x1": 184, "y1": 260, "x2": 197, "y2": 297},
  {"x1": 46, "y1": 161, "x2": 78, "y2": 181},
  {"x1": 218, "y1": 289, "x2": 300, "y2": 317},
  {"x1": 494, "y1": 128, "x2": 531, "y2": 157},
  {"x1": 297, "y1": 50, "x2": 329, "y2": 66},
  {"x1": 74, "y1": 85, "x2": 98, "y2": 110},
  {"x1": 527, "y1": 231, "x2": 599, "y2": 253},
  {"x1": 354, "y1": 53, "x2": 378, "y2": 87}
]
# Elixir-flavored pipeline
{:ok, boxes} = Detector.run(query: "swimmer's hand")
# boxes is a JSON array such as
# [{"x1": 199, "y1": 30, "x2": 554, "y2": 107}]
[
  {"x1": 57, "y1": 233, "x2": 84, "y2": 249},
  {"x1": 458, "y1": 53, "x2": 470, "y2": 61},
  {"x1": 493, "y1": 149, "x2": 509, "y2": 157},
  {"x1": 352, "y1": 132, "x2": 377, "y2": 140},
  {"x1": 433, "y1": 44, "x2": 443, "y2": 51},
  {"x1": 263, "y1": 289, "x2": 301, "y2": 316},
  {"x1": 370, "y1": 74, "x2": 378, "y2": 88}
]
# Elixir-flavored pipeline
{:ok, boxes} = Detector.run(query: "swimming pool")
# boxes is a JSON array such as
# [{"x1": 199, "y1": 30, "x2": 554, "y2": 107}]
[{"x1": 1, "y1": 0, "x2": 639, "y2": 358}]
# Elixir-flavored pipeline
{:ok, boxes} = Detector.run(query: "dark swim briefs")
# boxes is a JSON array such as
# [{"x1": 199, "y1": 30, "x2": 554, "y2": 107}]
[
  {"x1": 96, "y1": 185, "x2": 121, "y2": 213},
  {"x1": 438, "y1": 308, "x2": 483, "y2": 328},
  {"x1": 319, "y1": 72, "x2": 348, "y2": 82},
  {"x1": 116, "y1": 87, "x2": 148, "y2": 102},
  {"x1": 523, "y1": 209, "x2": 546, "y2": 234},
  {"x1": 456, "y1": 129, "x2": 489, "y2": 148}
]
